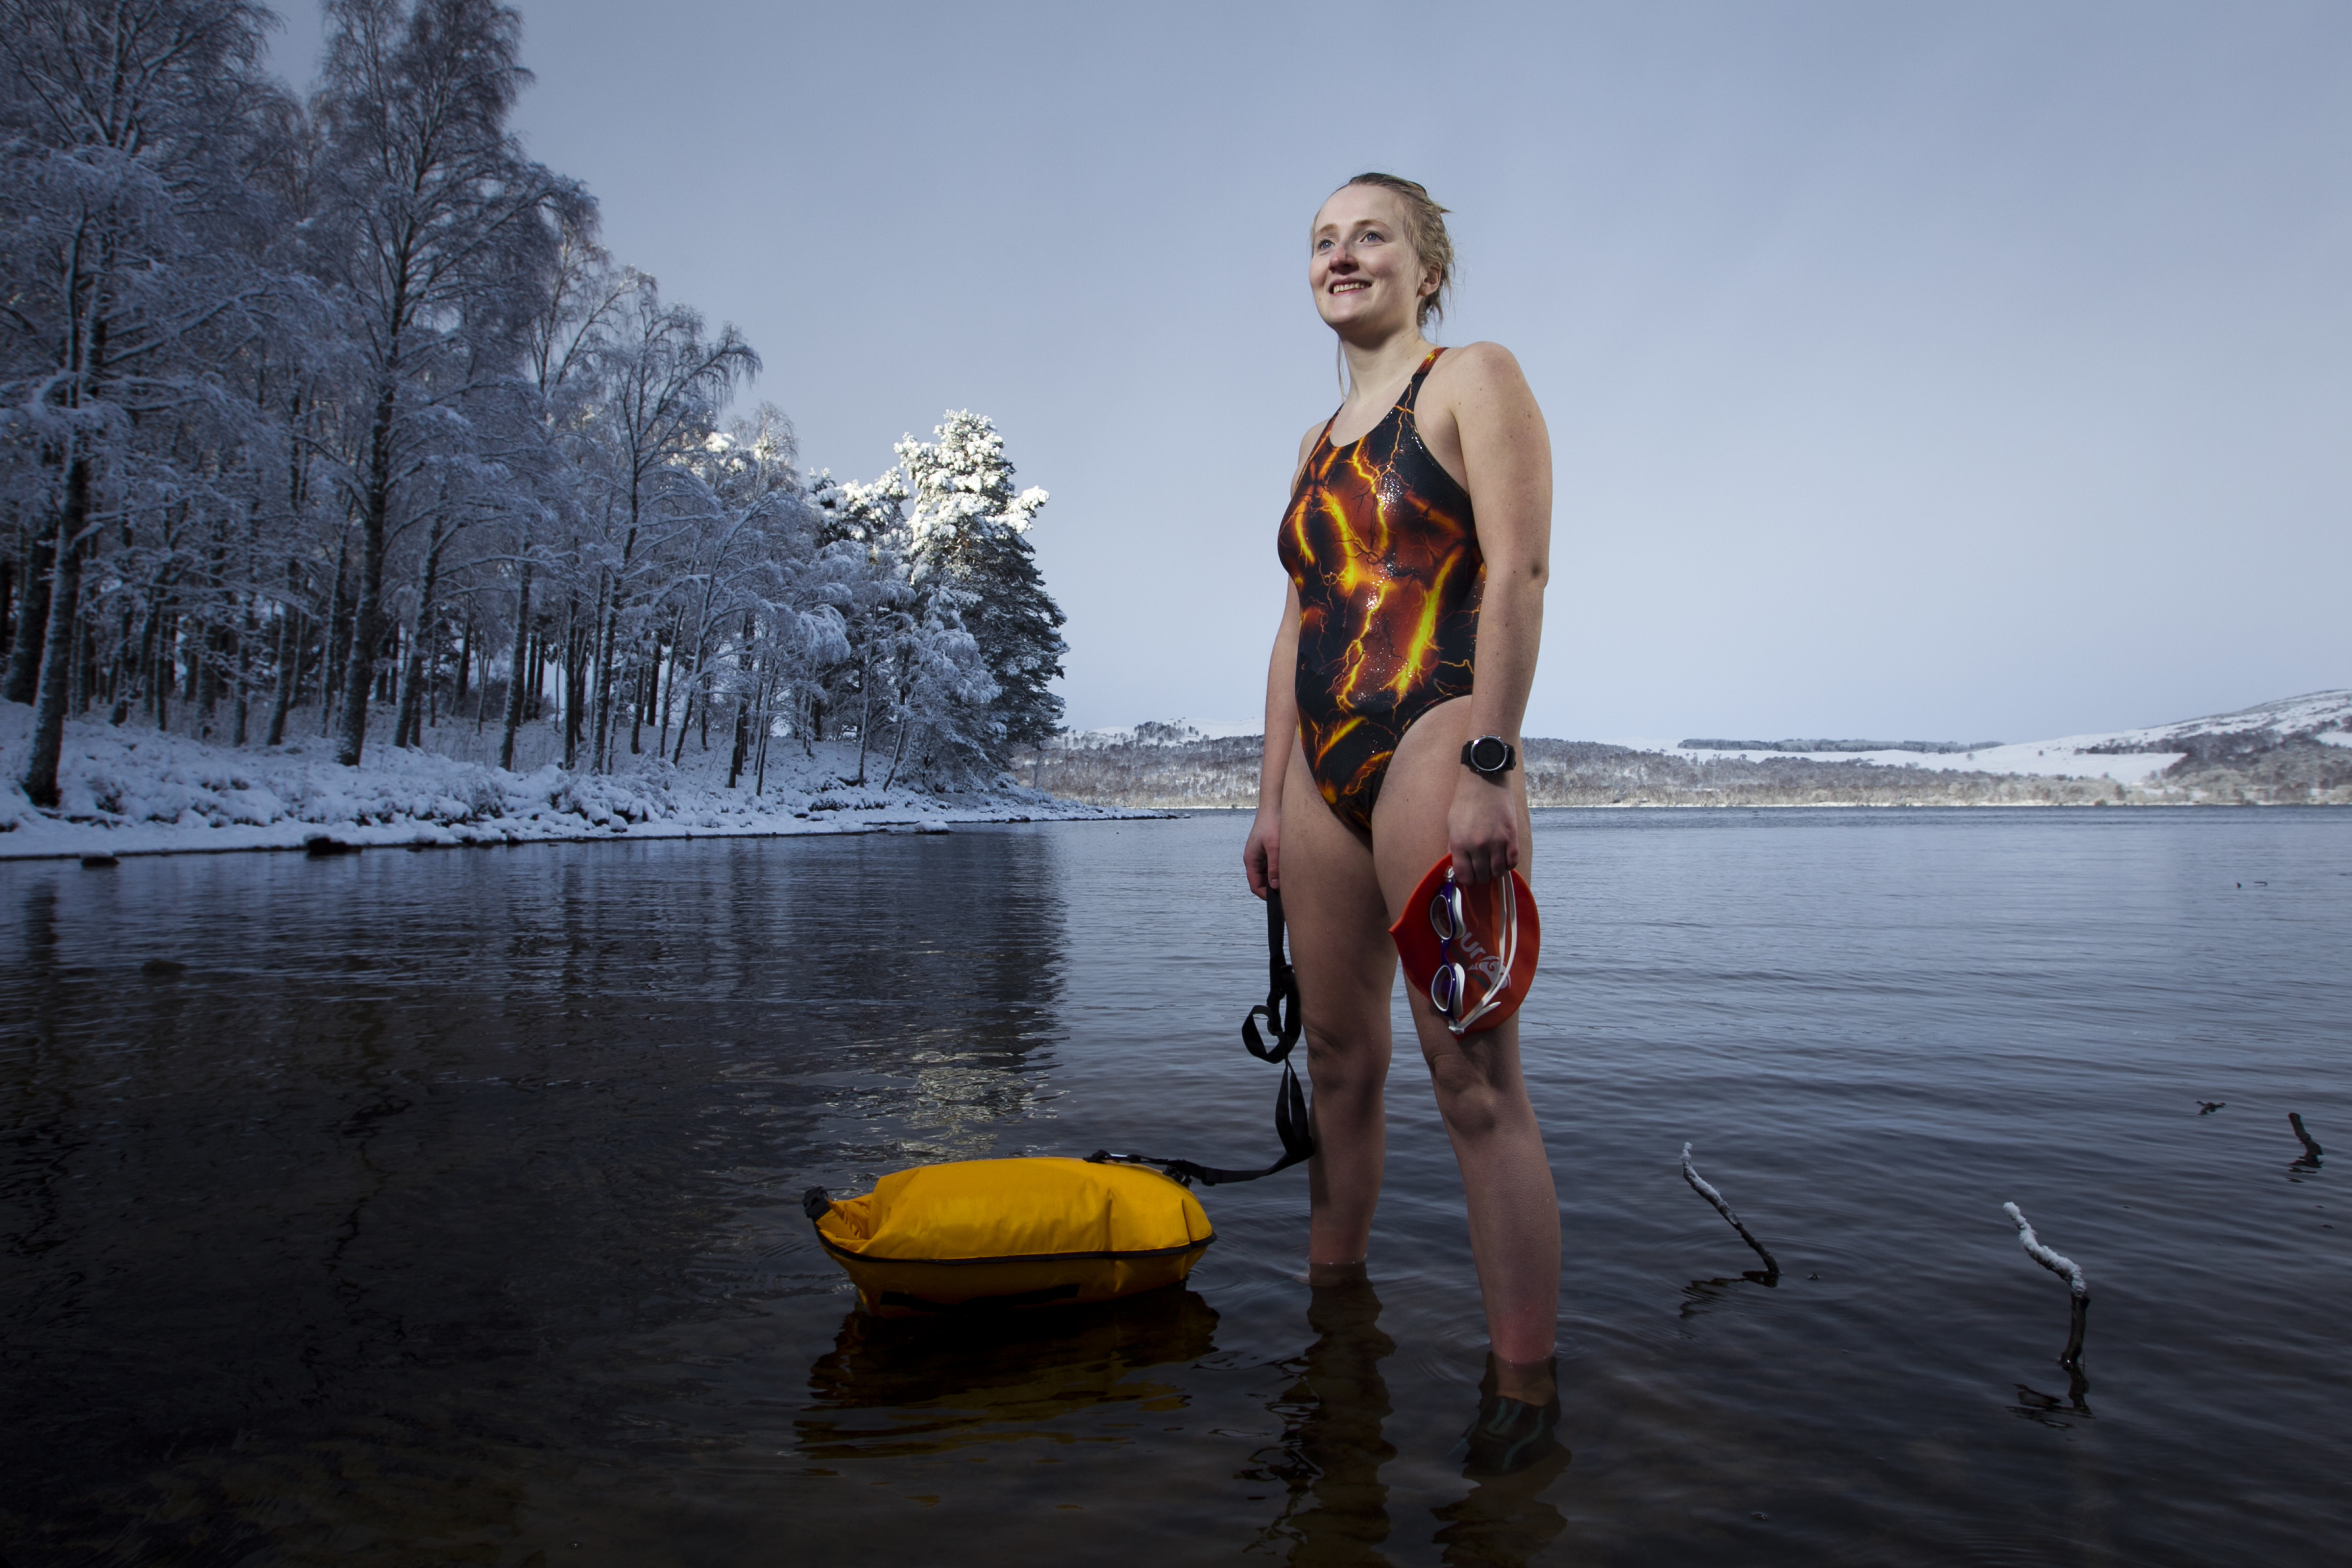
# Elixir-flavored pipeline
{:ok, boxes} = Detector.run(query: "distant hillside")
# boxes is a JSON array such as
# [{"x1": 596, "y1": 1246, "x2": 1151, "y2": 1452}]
[
  {"x1": 1015, "y1": 693, "x2": 2352, "y2": 809},
  {"x1": 1681, "y1": 737, "x2": 2004, "y2": 754}
]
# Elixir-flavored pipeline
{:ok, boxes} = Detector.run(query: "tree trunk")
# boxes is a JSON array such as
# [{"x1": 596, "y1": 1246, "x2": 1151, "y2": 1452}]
[
  {"x1": 854, "y1": 660, "x2": 873, "y2": 787},
  {"x1": 3, "y1": 524, "x2": 54, "y2": 706},
  {"x1": 392, "y1": 515, "x2": 448, "y2": 749},
  {"x1": 670, "y1": 630, "x2": 699, "y2": 766},
  {"x1": 881, "y1": 714, "x2": 914, "y2": 791},
  {"x1": 335, "y1": 377, "x2": 398, "y2": 767},
  {"x1": 319, "y1": 535, "x2": 350, "y2": 736},
  {"x1": 561, "y1": 598, "x2": 587, "y2": 770},
  {"x1": 727, "y1": 615, "x2": 757, "y2": 787},
  {"x1": 18, "y1": 457, "x2": 92, "y2": 808},
  {"x1": 133, "y1": 596, "x2": 163, "y2": 728},
  {"x1": 107, "y1": 606, "x2": 134, "y2": 725},
  {"x1": 233, "y1": 611, "x2": 254, "y2": 743},
  {"x1": 629, "y1": 637, "x2": 648, "y2": 756},
  {"x1": 265, "y1": 597, "x2": 299, "y2": 746},
  {"x1": 753, "y1": 665, "x2": 775, "y2": 796},
  {"x1": 498, "y1": 562, "x2": 532, "y2": 771},
  {"x1": 70, "y1": 607, "x2": 94, "y2": 717},
  {"x1": 656, "y1": 623, "x2": 677, "y2": 761}
]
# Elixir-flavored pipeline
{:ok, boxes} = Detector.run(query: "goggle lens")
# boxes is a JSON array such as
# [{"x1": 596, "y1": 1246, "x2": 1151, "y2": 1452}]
[{"x1": 1430, "y1": 961, "x2": 1467, "y2": 1016}]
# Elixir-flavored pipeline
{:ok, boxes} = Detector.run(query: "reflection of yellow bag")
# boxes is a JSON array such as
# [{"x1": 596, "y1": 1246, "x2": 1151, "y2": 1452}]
[{"x1": 804, "y1": 1158, "x2": 1214, "y2": 1318}]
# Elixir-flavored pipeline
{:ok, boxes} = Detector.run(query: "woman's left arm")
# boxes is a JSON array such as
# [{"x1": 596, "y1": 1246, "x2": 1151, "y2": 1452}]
[{"x1": 1443, "y1": 343, "x2": 1552, "y2": 883}]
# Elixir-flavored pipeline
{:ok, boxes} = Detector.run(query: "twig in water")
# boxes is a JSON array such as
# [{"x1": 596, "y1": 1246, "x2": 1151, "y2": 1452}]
[
  {"x1": 2003, "y1": 1201, "x2": 2089, "y2": 1369},
  {"x1": 1681, "y1": 1143, "x2": 1779, "y2": 1279},
  {"x1": 2289, "y1": 1112, "x2": 2324, "y2": 1167}
]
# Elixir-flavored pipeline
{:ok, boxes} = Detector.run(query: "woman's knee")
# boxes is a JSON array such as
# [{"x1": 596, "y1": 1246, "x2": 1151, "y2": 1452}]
[
  {"x1": 1424, "y1": 1048, "x2": 1524, "y2": 1138},
  {"x1": 1306, "y1": 1018, "x2": 1389, "y2": 1097}
]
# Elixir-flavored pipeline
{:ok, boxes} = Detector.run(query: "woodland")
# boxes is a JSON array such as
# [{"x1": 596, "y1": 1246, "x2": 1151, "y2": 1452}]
[{"x1": 1, "y1": 0, "x2": 1067, "y2": 814}]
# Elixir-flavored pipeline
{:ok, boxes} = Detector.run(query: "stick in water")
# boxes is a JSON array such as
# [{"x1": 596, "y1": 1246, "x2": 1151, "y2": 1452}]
[
  {"x1": 2289, "y1": 1112, "x2": 2324, "y2": 1165},
  {"x1": 1681, "y1": 1143, "x2": 1779, "y2": 1278},
  {"x1": 2003, "y1": 1201, "x2": 2089, "y2": 1368}
]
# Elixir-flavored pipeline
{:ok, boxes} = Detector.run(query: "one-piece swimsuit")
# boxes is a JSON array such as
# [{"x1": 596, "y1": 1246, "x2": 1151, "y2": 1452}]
[{"x1": 1278, "y1": 347, "x2": 1485, "y2": 832}]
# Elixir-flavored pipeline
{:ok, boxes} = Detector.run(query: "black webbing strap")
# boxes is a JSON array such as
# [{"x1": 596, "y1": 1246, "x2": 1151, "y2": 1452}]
[{"x1": 1089, "y1": 891, "x2": 1315, "y2": 1187}]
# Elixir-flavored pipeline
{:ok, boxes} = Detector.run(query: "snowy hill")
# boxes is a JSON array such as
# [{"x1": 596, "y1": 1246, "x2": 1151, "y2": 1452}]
[
  {"x1": 1013, "y1": 693, "x2": 2352, "y2": 808},
  {"x1": 1056, "y1": 719, "x2": 1262, "y2": 748},
  {"x1": 1649, "y1": 690, "x2": 2352, "y2": 785}
]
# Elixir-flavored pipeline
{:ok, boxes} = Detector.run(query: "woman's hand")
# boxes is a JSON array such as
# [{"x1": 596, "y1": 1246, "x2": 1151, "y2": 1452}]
[
  {"x1": 1447, "y1": 772, "x2": 1519, "y2": 885},
  {"x1": 1244, "y1": 804, "x2": 1282, "y2": 899}
]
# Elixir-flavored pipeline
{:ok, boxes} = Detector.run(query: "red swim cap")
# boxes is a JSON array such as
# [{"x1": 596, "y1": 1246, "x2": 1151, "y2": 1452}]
[{"x1": 1388, "y1": 858, "x2": 1541, "y2": 1035}]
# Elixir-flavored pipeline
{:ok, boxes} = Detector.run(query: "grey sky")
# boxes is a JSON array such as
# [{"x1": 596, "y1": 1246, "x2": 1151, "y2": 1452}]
[{"x1": 272, "y1": 2, "x2": 2351, "y2": 743}]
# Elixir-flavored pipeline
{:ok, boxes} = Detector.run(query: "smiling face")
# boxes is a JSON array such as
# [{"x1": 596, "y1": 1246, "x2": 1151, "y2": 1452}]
[{"x1": 1310, "y1": 183, "x2": 1437, "y2": 339}]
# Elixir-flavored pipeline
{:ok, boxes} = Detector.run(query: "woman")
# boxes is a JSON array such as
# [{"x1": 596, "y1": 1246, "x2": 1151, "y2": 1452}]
[{"x1": 1241, "y1": 173, "x2": 1560, "y2": 1459}]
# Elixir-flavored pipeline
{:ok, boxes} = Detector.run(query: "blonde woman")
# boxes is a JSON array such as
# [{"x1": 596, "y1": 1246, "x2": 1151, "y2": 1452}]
[{"x1": 1242, "y1": 173, "x2": 1560, "y2": 1468}]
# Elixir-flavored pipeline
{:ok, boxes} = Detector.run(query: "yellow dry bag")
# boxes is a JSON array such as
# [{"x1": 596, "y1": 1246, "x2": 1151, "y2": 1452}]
[{"x1": 804, "y1": 1157, "x2": 1214, "y2": 1318}]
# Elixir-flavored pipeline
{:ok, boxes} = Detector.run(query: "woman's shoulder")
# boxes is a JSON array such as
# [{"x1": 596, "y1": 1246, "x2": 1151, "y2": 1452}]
[
  {"x1": 1427, "y1": 340, "x2": 1528, "y2": 390},
  {"x1": 1425, "y1": 341, "x2": 1540, "y2": 430},
  {"x1": 1293, "y1": 417, "x2": 1326, "y2": 475}
]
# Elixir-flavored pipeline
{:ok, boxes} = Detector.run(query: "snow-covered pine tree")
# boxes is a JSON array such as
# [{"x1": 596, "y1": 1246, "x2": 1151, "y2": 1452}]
[{"x1": 896, "y1": 412, "x2": 1064, "y2": 761}]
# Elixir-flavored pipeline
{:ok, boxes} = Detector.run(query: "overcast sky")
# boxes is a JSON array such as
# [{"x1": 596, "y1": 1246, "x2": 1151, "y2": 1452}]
[{"x1": 272, "y1": 2, "x2": 2351, "y2": 743}]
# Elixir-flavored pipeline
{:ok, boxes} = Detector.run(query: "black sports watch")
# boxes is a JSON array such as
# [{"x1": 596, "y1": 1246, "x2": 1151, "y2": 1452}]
[{"x1": 1461, "y1": 735, "x2": 1517, "y2": 779}]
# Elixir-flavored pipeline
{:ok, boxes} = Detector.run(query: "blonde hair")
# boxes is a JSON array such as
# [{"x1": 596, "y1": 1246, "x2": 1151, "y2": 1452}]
[{"x1": 1341, "y1": 172, "x2": 1454, "y2": 330}]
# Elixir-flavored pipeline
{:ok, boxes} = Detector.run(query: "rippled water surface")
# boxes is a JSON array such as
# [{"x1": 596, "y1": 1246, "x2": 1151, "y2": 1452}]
[{"x1": 4, "y1": 809, "x2": 2348, "y2": 1566}]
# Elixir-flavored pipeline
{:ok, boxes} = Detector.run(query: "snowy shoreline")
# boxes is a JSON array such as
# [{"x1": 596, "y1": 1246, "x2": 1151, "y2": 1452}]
[{"x1": 0, "y1": 701, "x2": 1146, "y2": 862}]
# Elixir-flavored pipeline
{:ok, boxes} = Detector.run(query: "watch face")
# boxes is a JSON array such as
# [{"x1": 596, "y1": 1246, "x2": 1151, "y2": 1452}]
[{"x1": 1471, "y1": 736, "x2": 1509, "y2": 772}]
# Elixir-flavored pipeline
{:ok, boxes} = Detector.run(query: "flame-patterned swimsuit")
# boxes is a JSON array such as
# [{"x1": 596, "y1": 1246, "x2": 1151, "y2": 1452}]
[{"x1": 1280, "y1": 347, "x2": 1484, "y2": 832}]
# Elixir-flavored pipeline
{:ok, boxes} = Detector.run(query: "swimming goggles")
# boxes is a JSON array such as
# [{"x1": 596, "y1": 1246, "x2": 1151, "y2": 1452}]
[{"x1": 1426, "y1": 868, "x2": 1517, "y2": 1037}]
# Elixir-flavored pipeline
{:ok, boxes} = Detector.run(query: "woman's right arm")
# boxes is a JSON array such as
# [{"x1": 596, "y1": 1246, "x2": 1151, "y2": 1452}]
[{"x1": 1243, "y1": 581, "x2": 1302, "y2": 899}]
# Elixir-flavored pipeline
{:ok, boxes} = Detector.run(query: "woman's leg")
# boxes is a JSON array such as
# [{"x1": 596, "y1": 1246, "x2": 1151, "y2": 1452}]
[
  {"x1": 1280, "y1": 735, "x2": 1399, "y2": 1273},
  {"x1": 1371, "y1": 698, "x2": 1560, "y2": 1378}
]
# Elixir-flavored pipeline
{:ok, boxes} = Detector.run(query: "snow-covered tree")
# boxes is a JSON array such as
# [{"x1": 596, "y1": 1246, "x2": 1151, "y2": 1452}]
[
  {"x1": 309, "y1": 0, "x2": 583, "y2": 767},
  {"x1": 1, "y1": 0, "x2": 286, "y2": 805},
  {"x1": 574, "y1": 274, "x2": 755, "y2": 769},
  {"x1": 897, "y1": 411, "x2": 1064, "y2": 759},
  {"x1": 0, "y1": 9, "x2": 1069, "y2": 809}
]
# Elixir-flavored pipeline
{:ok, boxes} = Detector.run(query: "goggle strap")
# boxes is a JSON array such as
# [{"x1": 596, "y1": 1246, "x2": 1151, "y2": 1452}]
[{"x1": 1449, "y1": 872, "x2": 1519, "y2": 1035}]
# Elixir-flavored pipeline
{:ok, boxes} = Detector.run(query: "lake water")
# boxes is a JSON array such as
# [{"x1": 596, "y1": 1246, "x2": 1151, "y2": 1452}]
[{"x1": 4, "y1": 808, "x2": 2348, "y2": 1567}]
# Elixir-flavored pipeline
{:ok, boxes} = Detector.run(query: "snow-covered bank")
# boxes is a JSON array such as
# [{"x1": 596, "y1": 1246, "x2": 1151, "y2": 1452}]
[
  {"x1": 0, "y1": 703, "x2": 1138, "y2": 861},
  {"x1": 1636, "y1": 690, "x2": 2352, "y2": 786}
]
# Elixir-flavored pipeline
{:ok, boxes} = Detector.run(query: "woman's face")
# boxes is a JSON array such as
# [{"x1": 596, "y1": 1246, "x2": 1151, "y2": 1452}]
[{"x1": 1310, "y1": 185, "x2": 1431, "y2": 338}]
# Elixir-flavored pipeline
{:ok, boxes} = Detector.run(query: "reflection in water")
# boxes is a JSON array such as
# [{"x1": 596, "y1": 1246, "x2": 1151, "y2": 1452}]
[
  {"x1": 1430, "y1": 1356, "x2": 1569, "y2": 1567},
  {"x1": 1246, "y1": 1278, "x2": 1397, "y2": 1564},
  {"x1": 798, "y1": 1288, "x2": 1220, "y2": 1459},
  {"x1": 0, "y1": 833, "x2": 1076, "y2": 1560},
  {"x1": 1677, "y1": 1272, "x2": 1777, "y2": 1321},
  {"x1": 2288, "y1": 1111, "x2": 2324, "y2": 1177},
  {"x1": 2011, "y1": 1363, "x2": 2095, "y2": 1429},
  {"x1": 1431, "y1": 1442, "x2": 1572, "y2": 1568}
]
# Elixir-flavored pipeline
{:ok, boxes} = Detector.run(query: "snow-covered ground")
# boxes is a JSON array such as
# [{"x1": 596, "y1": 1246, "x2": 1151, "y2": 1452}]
[
  {"x1": 0, "y1": 702, "x2": 1135, "y2": 861},
  {"x1": 1624, "y1": 690, "x2": 2352, "y2": 785}
]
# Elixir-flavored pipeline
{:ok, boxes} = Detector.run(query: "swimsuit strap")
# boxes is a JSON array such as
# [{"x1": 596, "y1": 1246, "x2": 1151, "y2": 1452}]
[
  {"x1": 1315, "y1": 347, "x2": 1450, "y2": 449},
  {"x1": 1397, "y1": 346, "x2": 1447, "y2": 411}
]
